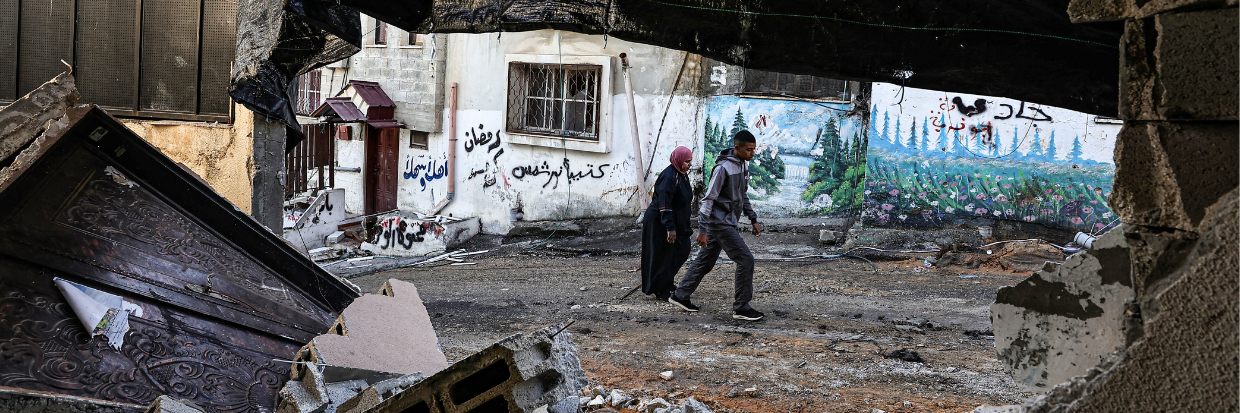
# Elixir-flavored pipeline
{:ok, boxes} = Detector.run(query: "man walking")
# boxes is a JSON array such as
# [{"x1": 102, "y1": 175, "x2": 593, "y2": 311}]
[{"x1": 669, "y1": 130, "x2": 765, "y2": 321}]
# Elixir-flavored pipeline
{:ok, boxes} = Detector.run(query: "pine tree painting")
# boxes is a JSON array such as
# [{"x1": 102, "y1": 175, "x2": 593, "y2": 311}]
[
  {"x1": 1070, "y1": 135, "x2": 1084, "y2": 163},
  {"x1": 1045, "y1": 131, "x2": 1058, "y2": 162}
]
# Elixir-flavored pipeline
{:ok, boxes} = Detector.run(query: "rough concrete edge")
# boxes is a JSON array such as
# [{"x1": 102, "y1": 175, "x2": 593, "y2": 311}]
[
  {"x1": 1024, "y1": 188, "x2": 1238, "y2": 413},
  {"x1": 0, "y1": 107, "x2": 79, "y2": 194},
  {"x1": 0, "y1": 70, "x2": 79, "y2": 161}
]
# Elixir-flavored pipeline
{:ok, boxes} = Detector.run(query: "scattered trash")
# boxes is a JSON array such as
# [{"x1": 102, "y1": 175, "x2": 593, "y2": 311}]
[
  {"x1": 960, "y1": 274, "x2": 980, "y2": 279},
  {"x1": 659, "y1": 370, "x2": 675, "y2": 381}
]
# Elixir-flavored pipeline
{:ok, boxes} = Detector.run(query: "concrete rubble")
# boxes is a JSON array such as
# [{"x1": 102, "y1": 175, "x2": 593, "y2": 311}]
[
  {"x1": 360, "y1": 214, "x2": 482, "y2": 258},
  {"x1": 991, "y1": 226, "x2": 1135, "y2": 388},
  {"x1": 273, "y1": 278, "x2": 588, "y2": 413}
]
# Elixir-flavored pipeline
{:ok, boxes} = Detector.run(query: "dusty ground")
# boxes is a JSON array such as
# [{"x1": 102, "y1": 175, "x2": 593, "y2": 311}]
[{"x1": 350, "y1": 226, "x2": 1044, "y2": 413}]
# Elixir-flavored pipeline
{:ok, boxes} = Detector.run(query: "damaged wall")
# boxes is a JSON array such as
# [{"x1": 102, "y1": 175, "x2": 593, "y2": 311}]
[
  {"x1": 121, "y1": 105, "x2": 257, "y2": 214},
  {"x1": 863, "y1": 83, "x2": 1122, "y2": 232},
  {"x1": 997, "y1": 1, "x2": 1238, "y2": 410},
  {"x1": 328, "y1": 30, "x2": 704, "y2": 234}
]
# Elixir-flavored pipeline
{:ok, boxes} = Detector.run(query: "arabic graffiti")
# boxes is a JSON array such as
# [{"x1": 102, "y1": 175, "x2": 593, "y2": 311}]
[
  {"x1": 371, "y1": 216, "x2": 442, "y2": 250},
  {"x1": 929, "y1": 96, "x2": 1054, "y2": 134},
  {"x1": 463, "y1": 124, "x2": 505, "y2": 162},
  {"x1": 995, "y1": 101, "x2": 1053, "y2": 122},
  {"x1": 403, "y1": 156, "x2": 448, "y2": 191},
  {"x1": 461, "y1": 124, "x2": 511, "y2": 190},
  {"x1": 510, "y1": 159, "x2": 610, "y2": 189}
]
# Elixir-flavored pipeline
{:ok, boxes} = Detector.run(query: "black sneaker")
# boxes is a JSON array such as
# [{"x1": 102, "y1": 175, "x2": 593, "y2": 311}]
[
  {"x1": 668, "y1": 296, "x2": 700, "y2": 312},
  {"x1": 733, "y1": 308, "x2": 765, "y2": 321}
]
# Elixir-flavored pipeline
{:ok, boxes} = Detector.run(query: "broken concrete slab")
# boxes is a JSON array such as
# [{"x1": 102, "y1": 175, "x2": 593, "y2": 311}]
[
  {"x1": 1110, "y1": 122, "x2": 1239, "y2": 231},
  {"x1": 1025, "y1": 189, "x2": 1238, "y2": 412},
  {"x1": 361, "y1": 214, "x2": 482, "y2": 257},
  {"x1": 370, "y1": 325, "x2": 588, "y2": 412},
  {"x1": 991, "y1": 225, "x2": 1134, "y2": 388},
  {"x1": 297, "y1": 279, "x2": 450, "y2": 378},
  {"x1": 0, "y1": 70, "x2": 78, "y2": 162},
  {"x1": 335, "y1": 373, "x2": 426, "y2": 413},
  {"x1": 506, "y1": 220, "x2": 587, "y2": 239},
  {"x1": 284, "y1": 188, "x2": 350, "y2": 253}
]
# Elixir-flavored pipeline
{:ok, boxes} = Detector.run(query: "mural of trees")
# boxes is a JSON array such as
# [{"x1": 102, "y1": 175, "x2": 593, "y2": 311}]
[{"x1": 863, "y1": 109, "x2": 1117, "y2": 232}]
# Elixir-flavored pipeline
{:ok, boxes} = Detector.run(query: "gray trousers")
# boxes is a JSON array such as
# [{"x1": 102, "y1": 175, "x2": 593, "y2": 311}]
[{"x1": 673, "y1": 224, "x2": 754, "y2": 312}]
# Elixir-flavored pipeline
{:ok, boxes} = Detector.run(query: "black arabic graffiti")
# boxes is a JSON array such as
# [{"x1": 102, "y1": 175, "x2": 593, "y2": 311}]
[
  {"x1": 464, "y1": 125, "x2": 506, "y2": 163},
  {"x1": 952, "y1": 97, "x2": 988, "y2": 116},
  {"x1": 373, "y1": 217, "x2": 429, "y2": 250},
  {"x1": 995, "y1": 101, "x2": 1053, "y2": 122},
  {"x1": 510, "y1": 159, "x2": 610, "y2": 189},
  {"x1": 403, "y1": 157, "x2": 448, "y2": 191}
]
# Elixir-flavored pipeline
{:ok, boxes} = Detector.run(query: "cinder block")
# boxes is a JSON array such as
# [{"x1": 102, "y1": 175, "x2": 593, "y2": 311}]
[
  {"x1": 371, "y1": 326, "x2": 588, "y2": 413},
  {"x1": 1110, "y1": 122, "x2": 1238, "y2": 230},
  {"x1": 1120, "y1": 8, "x2": 1239, "y2": 121},
  {"x1": 144, "y1": 396, "x2": 206, "y2": 413}
]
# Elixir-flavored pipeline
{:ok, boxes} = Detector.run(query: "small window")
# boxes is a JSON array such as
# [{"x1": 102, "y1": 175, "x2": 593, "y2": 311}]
[
  {"x1": 506, "y1": 63, "x2": 602, "y2": 140},
  {"x1": 407, "y1": 130, "x2": 428, "y2": 148},
  {"x1": 293, "y1": 70, "x2": 322, "y2": 115},
  {"x1": 373, "y1": 19, "x2": 387, "y2": 45},
  {"x1": 742, "y1": 69, "x2": 854, "y2": 101},
  {"x1": 406, "y1": 32, "x2": 424, "y2": 47}
]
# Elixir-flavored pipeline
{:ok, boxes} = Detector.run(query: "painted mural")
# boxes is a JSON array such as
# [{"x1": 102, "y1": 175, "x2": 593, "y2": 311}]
[
  {"x1": 703, "y1": 96, "x2": 866, "y2": 218},
  {"x1": 863, "y1": 83, "x2": 1122, "y2": 232}
]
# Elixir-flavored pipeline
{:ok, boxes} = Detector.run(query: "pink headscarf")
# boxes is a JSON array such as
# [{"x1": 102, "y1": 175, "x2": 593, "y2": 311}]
[{"x1": 669, "y1": 146, "x2": 693, "y2": 173}]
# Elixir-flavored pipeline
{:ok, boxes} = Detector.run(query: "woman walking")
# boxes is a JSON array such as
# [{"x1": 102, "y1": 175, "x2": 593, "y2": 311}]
[{"x1": 640, "y1": 146, "x2": 695, "y2": 300}]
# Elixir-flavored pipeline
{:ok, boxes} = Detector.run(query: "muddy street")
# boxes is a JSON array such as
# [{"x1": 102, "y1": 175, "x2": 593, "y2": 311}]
[{"x1": 351, "y1": 229, "x2": 1039, "y2": 413}]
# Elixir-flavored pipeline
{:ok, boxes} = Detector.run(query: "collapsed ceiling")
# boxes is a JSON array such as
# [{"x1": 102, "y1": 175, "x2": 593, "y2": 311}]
[{"x1": 231, "y1": 0, "x2": 1123, "y2": 146}]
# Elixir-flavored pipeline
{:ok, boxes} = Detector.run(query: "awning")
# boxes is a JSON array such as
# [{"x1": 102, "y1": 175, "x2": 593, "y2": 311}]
[{"x1": 311, "y1": 97, "x2": 367, "y2": 122}]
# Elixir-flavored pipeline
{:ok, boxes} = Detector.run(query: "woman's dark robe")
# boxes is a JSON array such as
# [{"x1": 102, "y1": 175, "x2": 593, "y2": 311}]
[{"x1": 640, "y1": 164, "x2": 693, "y2": 299}]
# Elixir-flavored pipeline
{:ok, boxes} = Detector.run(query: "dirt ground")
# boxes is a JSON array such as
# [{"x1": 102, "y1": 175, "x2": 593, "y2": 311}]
[{"x1": 350, "y1": 227, "x2": 1044, "y2": 413}]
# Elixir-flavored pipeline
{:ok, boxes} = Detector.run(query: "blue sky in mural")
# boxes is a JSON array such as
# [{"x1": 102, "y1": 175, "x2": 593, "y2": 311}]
[{"x1": 705, "y1": 96, "x2": 860, "y2": 155}]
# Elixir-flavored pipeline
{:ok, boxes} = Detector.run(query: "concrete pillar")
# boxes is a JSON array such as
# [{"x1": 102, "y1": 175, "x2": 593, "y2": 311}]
[{"x1": 251, "y1": 117, "x2": 287, "y2": 233}]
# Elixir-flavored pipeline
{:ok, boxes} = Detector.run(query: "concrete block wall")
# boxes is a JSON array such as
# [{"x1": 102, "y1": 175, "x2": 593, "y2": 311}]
[
  {"x1": 1015, "y1": 1, "x2": 1239, "y2": 411},
  {"x1": 349, "y1": 15, "x2": 446, "y2": 133},
  {"x1": 372, "y1": 326, "x2": 587, "y2": 413}
]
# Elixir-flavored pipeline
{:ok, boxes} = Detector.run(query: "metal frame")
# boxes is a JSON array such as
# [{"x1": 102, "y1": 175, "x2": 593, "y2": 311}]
[{"x1": 0, "y1": 0, "x2": 235, "y2": 123}]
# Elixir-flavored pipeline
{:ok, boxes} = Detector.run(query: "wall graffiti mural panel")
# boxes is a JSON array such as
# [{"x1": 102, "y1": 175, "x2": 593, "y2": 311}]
[
  {"x1": 703, "y1": 96, "x2": 865, "y2": 218},
  {"x1": 863, "y1": 83, "x2": 1121, "y2": 232}
]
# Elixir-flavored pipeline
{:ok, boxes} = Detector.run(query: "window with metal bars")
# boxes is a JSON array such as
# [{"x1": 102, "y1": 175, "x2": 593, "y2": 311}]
[
  {"x1": 742, "y1": 69, "x2": 853, "y2": 101},
  {"x1": 293, "y1": 70, "x2": 321, "y2": 115},
  {"x1": 506, "y1": 63, "x2": 602, "y2": 140}
]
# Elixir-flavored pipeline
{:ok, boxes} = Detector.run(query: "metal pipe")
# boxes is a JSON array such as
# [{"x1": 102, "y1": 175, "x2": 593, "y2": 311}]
[
  {"x1": 430, "y1": 82, "x2": 458, "y2": 215},
  {"x1": 619, "y1": 53, "x2": 650, "y2": 210}
]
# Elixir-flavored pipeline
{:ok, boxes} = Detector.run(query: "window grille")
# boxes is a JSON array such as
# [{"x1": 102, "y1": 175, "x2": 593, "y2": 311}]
[
  {"x1": 743, "y1": 69, "x2": 853, "y2": 101},
  {"x1": 506, "y1": 63, "x2": 601, "y2": 140},
  {"x1": 293, "y1": 70, "x2": 321, "y2": 115}
]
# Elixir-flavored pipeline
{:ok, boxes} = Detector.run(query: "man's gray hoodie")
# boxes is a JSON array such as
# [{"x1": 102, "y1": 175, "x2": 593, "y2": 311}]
[{"x1": 698, "y1": 148, "x2": 758, "y2": 230}]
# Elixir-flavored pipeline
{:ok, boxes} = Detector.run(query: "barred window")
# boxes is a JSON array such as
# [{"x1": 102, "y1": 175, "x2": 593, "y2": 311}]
[
  {"x1": 506, "y1": 63, "x2": 601, "y2": 140},
  {"x1": 293, "y1": 70, "x2": 321, "y2": 115}
]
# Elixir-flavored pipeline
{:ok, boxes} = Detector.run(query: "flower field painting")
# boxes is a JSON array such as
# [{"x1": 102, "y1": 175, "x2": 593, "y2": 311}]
[{"x1": 862, "y1": 83, "x2": 1122, "y2": 232}]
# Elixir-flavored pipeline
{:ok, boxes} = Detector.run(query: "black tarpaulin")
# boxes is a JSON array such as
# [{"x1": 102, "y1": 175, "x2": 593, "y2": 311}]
[{"x1": 232, "y1": 0, "x2": 1122, "y2": 149}]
